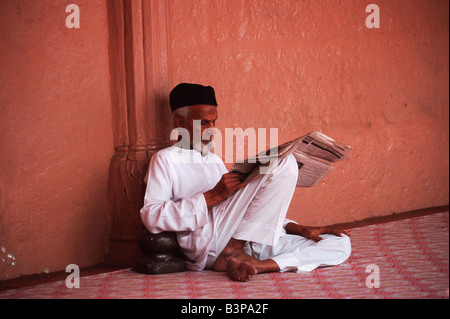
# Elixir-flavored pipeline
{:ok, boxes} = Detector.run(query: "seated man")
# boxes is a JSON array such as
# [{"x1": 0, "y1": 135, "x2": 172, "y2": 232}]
[{"x1": 140, "y1": 83, "x2": 351, "y2": 282}]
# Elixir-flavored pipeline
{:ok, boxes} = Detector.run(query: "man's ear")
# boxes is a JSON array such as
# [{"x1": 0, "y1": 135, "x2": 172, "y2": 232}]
[{"x1": 173, "y1": 114, "x2": 184, "y2": 128}]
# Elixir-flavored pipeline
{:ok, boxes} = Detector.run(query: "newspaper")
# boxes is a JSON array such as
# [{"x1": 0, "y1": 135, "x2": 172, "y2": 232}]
[{"x1": 231, "y1": 131, "x2": 351, "y2": 187}]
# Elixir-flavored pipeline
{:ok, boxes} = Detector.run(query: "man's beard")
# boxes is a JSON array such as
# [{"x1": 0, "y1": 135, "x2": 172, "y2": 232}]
[{"x1": 193, "y1": 140, "x2": 215, "y2": 156}]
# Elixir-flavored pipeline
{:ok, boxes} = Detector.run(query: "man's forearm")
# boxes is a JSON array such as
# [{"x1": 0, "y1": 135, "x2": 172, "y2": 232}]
[
  {"x1": 204, "y1": 172, "x2": 247, "y2": 209},
  {"x1": 284, "y1": 222, "x2": 308, "y2": 236},
  {"x1": 285, "y1": 222, "x2": 347, "y2": 242}
]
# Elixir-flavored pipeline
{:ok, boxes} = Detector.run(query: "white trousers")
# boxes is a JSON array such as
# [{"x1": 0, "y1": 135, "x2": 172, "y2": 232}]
[
  {"x1": 244, "y1": 232, "x2": 351, "y2": 272},
  {"x1": 206, "y1": 154, "x2": 351, "y2": 272}
]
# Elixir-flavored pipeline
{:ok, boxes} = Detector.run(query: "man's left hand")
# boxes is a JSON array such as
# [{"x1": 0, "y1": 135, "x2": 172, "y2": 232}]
[{"x1": 285, "y1": 223, "x2": 349, "y2": 242}]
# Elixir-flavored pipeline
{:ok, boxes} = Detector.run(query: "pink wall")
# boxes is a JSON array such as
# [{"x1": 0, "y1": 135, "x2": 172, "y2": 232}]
[
  {"x1": 0, "y1": 0, "x2": 448, "y2": 280},
  {"x1": 0, "y1": 0, "x2": 113, "y2": 279},
  {"x1": 168, "y1": 0, "x2": 449, "y2": 225}
]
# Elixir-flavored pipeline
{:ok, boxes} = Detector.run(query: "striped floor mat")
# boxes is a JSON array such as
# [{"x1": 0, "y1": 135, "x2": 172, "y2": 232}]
[{"x1": 1, "y1": 212, "x2": 448, "y2": 299}]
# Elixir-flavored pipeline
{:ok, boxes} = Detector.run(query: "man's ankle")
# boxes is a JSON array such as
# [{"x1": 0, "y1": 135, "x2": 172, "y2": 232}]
[
  {"x1": 224, "y1": 238, "x2": 246, "y2": 254},
  {"x1": 213, "y1": 238, "x2": 246, "y2": 271}
]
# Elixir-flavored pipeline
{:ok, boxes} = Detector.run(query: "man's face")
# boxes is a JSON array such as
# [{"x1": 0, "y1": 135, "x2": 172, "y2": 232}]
[{"x1": 178, "y1": 104, "x2": 218, "y2": 150}]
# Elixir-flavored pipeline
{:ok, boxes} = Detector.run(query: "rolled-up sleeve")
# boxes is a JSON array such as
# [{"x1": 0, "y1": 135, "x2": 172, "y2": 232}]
[
  {"x1": 140, "y1": 153, "x2": 209, "y2": 234},
  {"x1": 283, "y1": 218, "x2": 298, "y2": 228}
]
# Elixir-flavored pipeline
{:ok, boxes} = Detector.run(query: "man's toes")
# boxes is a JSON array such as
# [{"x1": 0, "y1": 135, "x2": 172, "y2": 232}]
[
  {"x1": 239, "y1": 260, "x2": 257, "y2": 276},
  {"x1": 227, "y1": 258, "x2": 257, "y2": 282}
]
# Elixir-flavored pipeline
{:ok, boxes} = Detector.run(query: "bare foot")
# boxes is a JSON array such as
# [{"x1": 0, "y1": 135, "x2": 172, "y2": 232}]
[
  {"x1": 213, "y1": 251, "x2": 232, "y2": 272},
  {"x1": 227, "y1": 257, "x2": 257, "y2": 282},
  {"x1": 213, "y1": 238, "x2": 280, "y2": 281},
  {"x1": 213, "y1": 238, "x2": 246, "y2": 272},
  {"x1": 214, "y1": 247, "x2": 256, "y2": 272}
]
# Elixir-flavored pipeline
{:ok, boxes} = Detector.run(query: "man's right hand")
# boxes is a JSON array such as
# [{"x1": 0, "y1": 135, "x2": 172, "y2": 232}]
[{"x1": 203, "y1": 172, "x2": 247, "y2": 208}]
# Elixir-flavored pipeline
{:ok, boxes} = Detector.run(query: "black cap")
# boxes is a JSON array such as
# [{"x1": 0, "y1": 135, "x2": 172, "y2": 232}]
[{"x1": 169, "y1": 83, "x2": 218, "y2": 112}]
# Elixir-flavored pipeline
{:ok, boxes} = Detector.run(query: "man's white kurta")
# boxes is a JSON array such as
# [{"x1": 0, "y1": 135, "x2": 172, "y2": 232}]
[
  {"x1": 140, "y1": 146, "x2": 227, "y2": 270},
  {"x1": 140, "y1": 146, "x2": 351, "y2": 272}
]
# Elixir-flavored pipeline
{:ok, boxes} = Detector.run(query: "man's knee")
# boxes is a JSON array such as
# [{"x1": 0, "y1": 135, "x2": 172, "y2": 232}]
[
  {"x1": 332, "y1": 234, "x2": 352, "y2": 263},
  {"x1": 285, "y1": 154, "x2": 299, "y2": 175},
  {"x1": 271, "y1": 154, "x2": 298, "y2": 180}
]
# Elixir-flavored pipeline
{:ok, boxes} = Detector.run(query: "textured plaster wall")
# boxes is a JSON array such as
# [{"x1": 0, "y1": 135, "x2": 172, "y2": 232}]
[
  {"x1": 0, "y1": 0, "x2": 448, "y2": 281},
  {"x1": 169, "y1": 0, "x2": 449, "y2": 225},
  {"x1": 0, "y1": 0, "x2": 113, "y2": 279}
]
